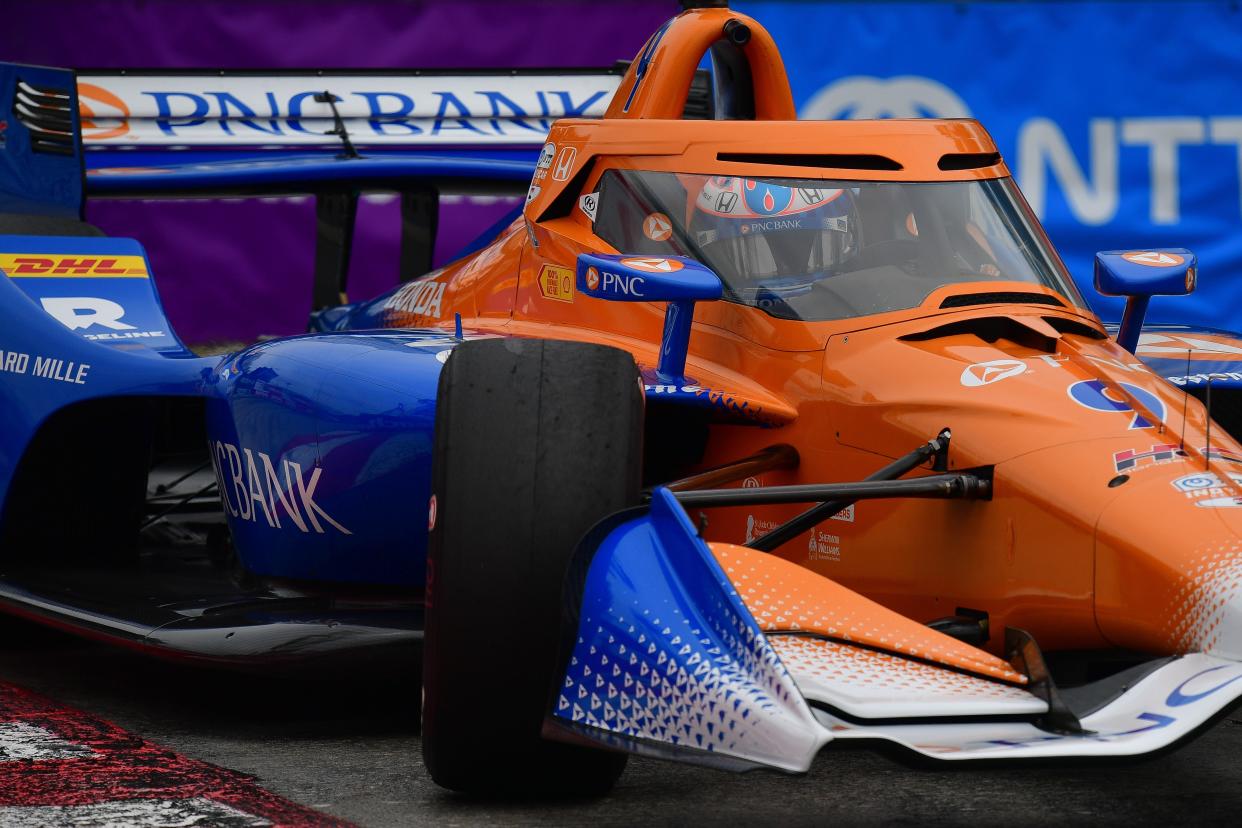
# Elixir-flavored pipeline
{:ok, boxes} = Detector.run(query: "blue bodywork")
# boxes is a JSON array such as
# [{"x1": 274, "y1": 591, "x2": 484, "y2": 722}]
[
  {"x1": 205, "y1": 330, "x2": 453, "y2": 585},
  {"x1": 0, "y1": 64, "x2": 83, "y2": 219},
  {"x1": 576, "y1": 253, "x2": 723, "y2": 383},
  {"x1": 0, "y1": 62, "x2": 543, "y2": 592},
  {"x1": 0, "y1": 237, "x2": 215, "y2": 507},
  {"x1": 0, "y1": 231, "x2": 451, "y2": 587},
  {"x1": 552, "y1": 488, "x2": 822, "y2": 771},
  {"x1": 1130, "y1": 324, "x2": 1242, "y2": 392},
  {"x1": 84, "y1": 149, "x2": 537, "y2": 194}
]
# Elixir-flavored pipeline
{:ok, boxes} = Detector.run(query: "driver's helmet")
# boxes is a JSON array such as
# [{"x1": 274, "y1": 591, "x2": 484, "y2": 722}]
[{"x1": 688, "y1": 176, "x2": 859, "y2": 287}]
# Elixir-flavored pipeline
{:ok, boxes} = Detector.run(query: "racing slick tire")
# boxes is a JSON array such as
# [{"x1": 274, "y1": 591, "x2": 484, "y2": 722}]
[{"x1": 422, "y1": 338, "x2": 641, "y2": 796}]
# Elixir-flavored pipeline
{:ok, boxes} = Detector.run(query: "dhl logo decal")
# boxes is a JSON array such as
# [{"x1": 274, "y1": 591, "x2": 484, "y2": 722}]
[{"x1": 0, "y1": 255, "x2": 149, "y2": 278}]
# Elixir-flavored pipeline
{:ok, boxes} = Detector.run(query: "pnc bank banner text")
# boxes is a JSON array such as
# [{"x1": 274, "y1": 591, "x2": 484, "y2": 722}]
[{"x1": 740, "y1": 0, "x2": 1242, "y2": 327}]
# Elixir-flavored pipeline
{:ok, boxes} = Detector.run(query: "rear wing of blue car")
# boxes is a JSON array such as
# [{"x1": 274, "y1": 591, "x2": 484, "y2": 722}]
[
  {"x1": 0, "y1": 62, "x2": 713, "y2": 311},
  {"x1": 0, "y1": 63, "x2": 630, "y2": 311},
  {"x1": 73, "y1": 68, "x2": 627, "y2": 196}
]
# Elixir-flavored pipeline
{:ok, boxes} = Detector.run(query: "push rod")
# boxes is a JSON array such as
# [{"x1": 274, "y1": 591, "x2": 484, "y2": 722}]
[
  {"x1": 748, "y1": 429, "x2": 952, "y2": 553},
  {"x1": 672, "y1": 472, "x2": 988, "y2": 509}
]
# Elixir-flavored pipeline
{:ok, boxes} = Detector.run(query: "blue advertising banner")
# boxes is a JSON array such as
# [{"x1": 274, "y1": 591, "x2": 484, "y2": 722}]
[{"x1": 738, "y1": 0, "x2": 1242, "y2": 328}]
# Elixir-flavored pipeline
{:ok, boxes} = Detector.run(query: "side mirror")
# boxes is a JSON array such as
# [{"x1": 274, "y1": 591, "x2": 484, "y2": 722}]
[
  {"x1": 576, "y1": 253, "x2": 722, "y2": 382},
  {"x1": 1095, "y1": 249, "x2": 1197, "y2": 354}
]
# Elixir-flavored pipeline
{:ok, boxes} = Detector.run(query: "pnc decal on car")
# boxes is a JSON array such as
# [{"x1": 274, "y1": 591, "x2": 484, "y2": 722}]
[{"x1": 210, "y1": 441, "x2": 351, "y2": 535}]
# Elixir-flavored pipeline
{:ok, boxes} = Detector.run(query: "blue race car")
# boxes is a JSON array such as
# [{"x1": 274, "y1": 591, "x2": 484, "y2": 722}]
[{"x1": 6, "y1": 3, "x2": 1242, "y2": 797}]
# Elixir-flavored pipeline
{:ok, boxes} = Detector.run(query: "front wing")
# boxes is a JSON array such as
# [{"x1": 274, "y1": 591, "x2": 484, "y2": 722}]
[{"x1": 544, "y1": 489, "x2": 1242, "y2": 770}]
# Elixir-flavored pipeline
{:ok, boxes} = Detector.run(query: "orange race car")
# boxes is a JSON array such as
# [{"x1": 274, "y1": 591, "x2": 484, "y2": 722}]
[
  {"x1": 3, "y1": 0, "x2": 1242, "y2": 800},
  {"x1": 399, "y1": 3, "x2": 1242, "y2": 794}
]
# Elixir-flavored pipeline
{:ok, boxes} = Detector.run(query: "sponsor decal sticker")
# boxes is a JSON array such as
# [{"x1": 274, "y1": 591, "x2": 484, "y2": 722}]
[
  {"x1": 1171, "y1": 471, "x2": 1236, "y2": 493},
  {"x1": 744, "y1": 514, "x2": 779, "y2": 544},
  {"x1": 642, "y1": 378, "x2": 771, "y2": 421},
  {"x1": 578, "y1": 192, "x2": 598, "y2": 222},
  {"x1": 0, "y1": 254, "x2": 148, "y2": 278},
  {"x1": 1192, "y1": 496, "x2": 1242, "y2": 509},
  {"x1": 598, "y1": 270, "x2": 645, "y2": 297},
  {"x1": 383, "y1": 277, "x2": 446, "y2": 320},
  {"x1": 960, "y1": 353, "x2": 1154, "y2": 388},
  {"x1": 428, "y1": 494, "x2": 438, "y2": 532},
  {"x1": 585, "y1": 266, "x2": 600, "y2": 291},
  {"x1": 537, "y1": 142, "x2": 556, "y2": 169},
  {"x1": 552, "y1": 145, "x2": 577, "y2": 181},
  {"x1": 78, "y1": 82, "x2": 131, "y2": 141},
  {"x1": 40, "y1": 296, "x2": 166, "y2": 342},
  {"x1": 1113, "y1": 444, "x2": 1187, "y2": 473},
  {"x1": 746, "y1": 513, "x2": 849, "y2": 546},
  {"x1": 808, "y1": 529, "x2": 841, "y2": 562},
  {"x1": 77, "y1": 75, "x2": 616, "y2": 146},
  {"x1": 1206, "y1": 447, "x2": 1242, "y2": 464},
  {"x1": 642, "y1": 213, "x2": 673, "y2": 242},
  {"x1": 0, "y1": 347, "x2": 90, "y2": 386},
  {"x1": 209, "y1": 441, "x2": 351, "y2": 535},
  {"x1": 1139, "y1": 332, "x2": 1242, "y2": 358},
  {"x1": 1170, "y1": 471, "x2": 1242, "y2": 508},
  {"x1": 1163, "y1": 371, "x2": 1242, "y2": 387},
  {"x1": 537, "y1": 263, "x2": 574, "y2": 303},
  {"x1": 1068, "y1": 379, "x2": 1166, "y2": 429},
  {"x1": 960, "y1": 358, "x2": 1027, "y2": 387},
  {"x1": 742, "y1": 476, "x2": 761, "y2": 488},
  {"x1": 1121, "y1": 251, "x2": 1185, "y2": 267},
  {"x1": 1123, "y1": 444, "x2": 1242, "y2": 473},
  {"x1": 620, "y1": 256, "x2": 682, "y2": 273}
]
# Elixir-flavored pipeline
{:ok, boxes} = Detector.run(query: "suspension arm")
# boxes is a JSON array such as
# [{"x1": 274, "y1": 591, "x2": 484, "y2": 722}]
[
  {"x1": 748, "y1": 429, "x2": 953, "y2": 553},
  {"x1": 672, "y1": 472, "x2": 989, "y2": 509}
]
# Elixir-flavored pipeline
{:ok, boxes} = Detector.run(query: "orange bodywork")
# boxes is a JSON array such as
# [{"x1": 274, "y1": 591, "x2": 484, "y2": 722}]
[{"x1": 373, "y1": 7, "x2": 1242, "y2": 663}]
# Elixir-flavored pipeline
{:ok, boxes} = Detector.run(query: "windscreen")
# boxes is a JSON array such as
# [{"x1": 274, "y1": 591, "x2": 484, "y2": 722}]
[{"x1": 591, "y1": 170, "x2": 1084, "y2": 321}]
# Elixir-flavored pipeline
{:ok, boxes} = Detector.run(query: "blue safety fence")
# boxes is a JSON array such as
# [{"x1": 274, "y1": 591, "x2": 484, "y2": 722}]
[{"x1": 737, "y1": 0, "x2": 1242, "y2": 327}]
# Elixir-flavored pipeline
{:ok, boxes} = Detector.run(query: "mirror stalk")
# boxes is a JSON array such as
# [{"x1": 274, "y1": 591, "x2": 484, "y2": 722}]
[
  {"x1": 657, "y1": 300, "x2": 695, "y2": 383},
  {"x1": 1115, "y1": 295, "x2": 1150, "y2": 355}
]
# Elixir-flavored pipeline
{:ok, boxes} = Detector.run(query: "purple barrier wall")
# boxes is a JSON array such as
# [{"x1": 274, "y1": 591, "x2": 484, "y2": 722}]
[{"x1": 1, "y1": 1, "x2": 672, "y2": 343}]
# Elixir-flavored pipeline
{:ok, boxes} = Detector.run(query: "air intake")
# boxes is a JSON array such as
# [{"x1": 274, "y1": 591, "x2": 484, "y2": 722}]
[
  {"x1": 12, "y1": 79, "x2": 76, "y2": 156},
  {"x1": 938, "y1": 152, "x2": 1002, "y2": 171},
  {"x1": 717, "y1": 152, "x2": 903, "y2": 171},
  {"x1": 940, "y1": 292, "x2": 1065, "y2": 309}
]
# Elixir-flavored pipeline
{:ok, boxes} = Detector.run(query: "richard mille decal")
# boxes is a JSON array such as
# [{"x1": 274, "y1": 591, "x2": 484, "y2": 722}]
[{"x1": 0, "y1": 348, "x2": 89, "y2": 385}]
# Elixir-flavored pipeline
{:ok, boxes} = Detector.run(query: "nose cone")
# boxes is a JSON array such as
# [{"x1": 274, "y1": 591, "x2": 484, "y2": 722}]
[{"x1": 1096, "y1": 461, "x2": 1242, "y2": 660}]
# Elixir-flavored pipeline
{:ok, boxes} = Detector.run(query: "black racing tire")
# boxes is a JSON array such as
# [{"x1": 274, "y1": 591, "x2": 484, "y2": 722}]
[{"x1": 422, "y1": 337, "x2": 642, "y2": 796}]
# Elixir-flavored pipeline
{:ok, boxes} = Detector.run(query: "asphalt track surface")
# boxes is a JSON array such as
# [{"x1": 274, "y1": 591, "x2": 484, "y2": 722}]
[{"x1": 3, "y1": 616, "x2": 1242, "y2": 826}]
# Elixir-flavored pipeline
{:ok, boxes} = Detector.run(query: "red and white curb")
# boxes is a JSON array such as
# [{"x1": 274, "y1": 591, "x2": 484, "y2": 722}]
[{"x1": 0, "y1": 680, "x2": 350, "y2": 826}]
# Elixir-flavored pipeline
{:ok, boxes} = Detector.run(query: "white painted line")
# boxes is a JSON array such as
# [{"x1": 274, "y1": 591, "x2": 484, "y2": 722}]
[
  {"x1": 0, "y1": 721, "x2": 93, "y2": 762},
  {"x1": 0, "y1": 797, "x2": 272, "y2": 827}
]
